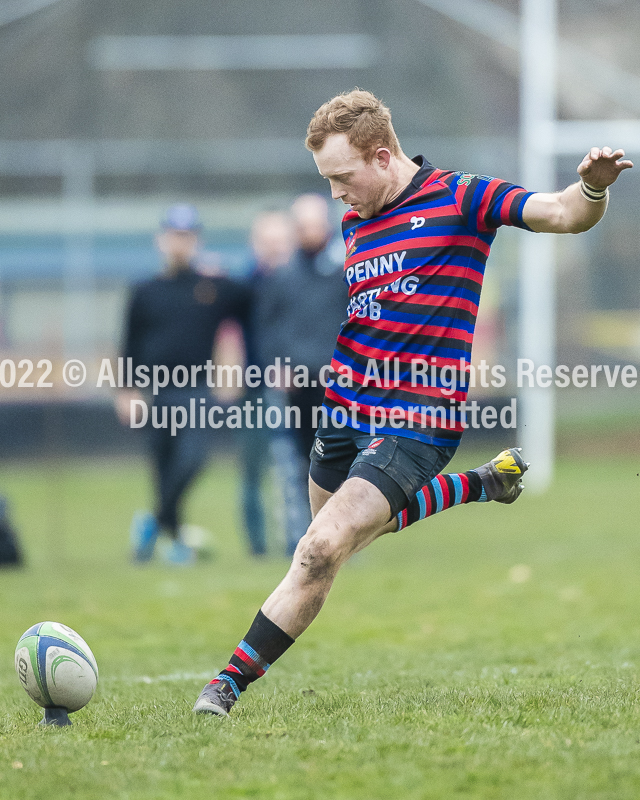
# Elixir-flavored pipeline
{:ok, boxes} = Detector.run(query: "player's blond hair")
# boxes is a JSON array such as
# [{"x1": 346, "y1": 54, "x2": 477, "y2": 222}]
[{"x1": 305, "y1": 89, "x2": 401, "y2": 162}]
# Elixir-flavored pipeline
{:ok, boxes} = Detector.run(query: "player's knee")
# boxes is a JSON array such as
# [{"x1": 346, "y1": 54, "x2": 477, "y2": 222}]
[{"x1": 294, "y1": 528, "x2": 342, "y2": 582}]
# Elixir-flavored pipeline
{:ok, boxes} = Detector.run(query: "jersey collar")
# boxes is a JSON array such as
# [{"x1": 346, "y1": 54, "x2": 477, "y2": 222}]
[{"x1": 378, "y1": 155, "x2": 435, "y2": 215}]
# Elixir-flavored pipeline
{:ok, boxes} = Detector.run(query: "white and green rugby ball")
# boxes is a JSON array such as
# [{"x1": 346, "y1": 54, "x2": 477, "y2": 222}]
[{"x1": 15, "y1": 622, "x2": 99, "y2": 712}]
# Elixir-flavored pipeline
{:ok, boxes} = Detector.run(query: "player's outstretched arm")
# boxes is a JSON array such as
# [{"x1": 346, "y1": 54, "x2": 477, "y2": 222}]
[{"x1": 522, "y1": 147, "x2": 633, "y2": 234}]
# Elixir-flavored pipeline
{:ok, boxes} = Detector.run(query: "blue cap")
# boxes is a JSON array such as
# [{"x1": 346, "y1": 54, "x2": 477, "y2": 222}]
[{"x1": 160, "y1": 204, "x2": 202, "y2": 232}]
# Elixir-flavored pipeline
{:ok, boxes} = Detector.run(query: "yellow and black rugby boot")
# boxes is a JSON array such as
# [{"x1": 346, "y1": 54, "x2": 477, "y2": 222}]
[{"x1": 472, "y1": 448, "x2": 529, "y2": 504}]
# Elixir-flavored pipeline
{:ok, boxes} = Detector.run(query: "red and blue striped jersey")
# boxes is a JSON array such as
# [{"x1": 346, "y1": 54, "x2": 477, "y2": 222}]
[{"x1": 323, "y1": 156, "x2": 534, "y2": 447}]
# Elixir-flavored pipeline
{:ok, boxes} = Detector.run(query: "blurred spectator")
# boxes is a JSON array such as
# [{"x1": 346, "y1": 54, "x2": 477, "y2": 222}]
[
  {"x1": 247, "y1": 197, "x2": 348, "y2": 552},
  {"x1": 245, "y1": 210, "x2": 298, "y2": 376},
  {"x1": 286, "y1": 193, "x2": 349, "y2": 457},
  {"x1": 240, "y1": 210, "x2": 298, "y2": 555},
  {"x1": 0, "y1": 495, "x2": 23, "y2": 568},
  {"x1": 116, "y1": 204, "x2": 249, "y2": 564}
]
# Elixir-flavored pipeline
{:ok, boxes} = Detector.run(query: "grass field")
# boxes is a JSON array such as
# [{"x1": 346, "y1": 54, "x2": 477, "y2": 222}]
[{"x1": 1, "y1": 449, "x2": 639, "y2": 799}]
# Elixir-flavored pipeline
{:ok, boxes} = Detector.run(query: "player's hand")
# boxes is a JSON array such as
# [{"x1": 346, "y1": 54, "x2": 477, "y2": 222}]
[{"x1": 577, "y1": 147, "x2": 633, "y2": 189}]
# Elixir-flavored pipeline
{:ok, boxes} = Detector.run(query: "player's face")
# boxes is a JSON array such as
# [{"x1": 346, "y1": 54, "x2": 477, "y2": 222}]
[
  {"x1": 156, "y1": 230, "x2": 199, "y2": 267},
  {"x1": 313, "y1": 134, "x2": 390, "y2": 219}
]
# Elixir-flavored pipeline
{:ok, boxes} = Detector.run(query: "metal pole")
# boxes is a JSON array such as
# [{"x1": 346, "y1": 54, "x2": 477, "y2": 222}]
[{"x1": 518, "y1": 0, "x2": 557, "y2": 492}]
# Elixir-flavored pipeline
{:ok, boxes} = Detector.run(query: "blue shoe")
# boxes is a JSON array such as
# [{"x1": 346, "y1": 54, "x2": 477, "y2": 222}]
[
  {"x1": 130, "y1": 512, "x2": 159, "y2": 563},
  {"x1": 162, "y1": 539, "x2": 196, "y2": 566}
]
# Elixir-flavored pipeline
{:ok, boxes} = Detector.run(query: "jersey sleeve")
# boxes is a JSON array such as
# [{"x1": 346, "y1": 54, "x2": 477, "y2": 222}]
[
  {"x1": 453, "y1": 173, "x2": 535, "y2": 233},
  {"x1": 475, "y1": 177, "x2": 535, "y2": 232}
]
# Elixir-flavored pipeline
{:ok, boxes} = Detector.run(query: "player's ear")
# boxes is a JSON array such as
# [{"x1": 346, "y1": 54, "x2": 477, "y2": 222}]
[{"x1": 374, "y1": 148, "x2": 392, "y2": 170}]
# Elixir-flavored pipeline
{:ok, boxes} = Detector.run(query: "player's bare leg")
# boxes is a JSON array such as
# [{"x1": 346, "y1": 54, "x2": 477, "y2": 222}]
[
  {"x1": 193, "y1": 477, "x2": 391, "y2": 716},
  {"x1": 279, "y1": 447, "x2": 530, "y2": 635},
  {"x1": 193, "y1": 448, "x2": 529, "y2": 716},
  {"x1": 309, "y1": 474, "x2": 397, "y2": 538},
  {"x1": 310, "y1": 446, "x2": 529, "y2": 538},
  {"x1": 261, "y1": 477, "x2": 390, "y2": 637}
]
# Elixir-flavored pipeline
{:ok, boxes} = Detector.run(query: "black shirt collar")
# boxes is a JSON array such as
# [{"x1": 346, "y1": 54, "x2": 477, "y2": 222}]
[{"x1": 378, "y1": 155, "x2": 435, "y2": 215}]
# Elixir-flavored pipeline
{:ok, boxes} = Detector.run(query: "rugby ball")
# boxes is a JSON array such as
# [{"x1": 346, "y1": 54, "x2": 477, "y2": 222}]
[{"x1": 15, "y1": 622, "x2": 98, "y2": 712}]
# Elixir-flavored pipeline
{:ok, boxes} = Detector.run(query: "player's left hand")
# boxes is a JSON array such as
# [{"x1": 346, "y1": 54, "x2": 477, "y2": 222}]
[{"x1": 577, "y1": 147, "x2": 633, "y2": 189}]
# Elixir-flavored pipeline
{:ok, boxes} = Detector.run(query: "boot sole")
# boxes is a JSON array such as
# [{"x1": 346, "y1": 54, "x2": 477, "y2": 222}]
[{"x1": 193, "y1": 699, "x2": 229, "y2": 716}]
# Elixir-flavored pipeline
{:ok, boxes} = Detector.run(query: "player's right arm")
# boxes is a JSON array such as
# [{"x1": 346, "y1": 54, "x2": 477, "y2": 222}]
[{"x1": 522, "y1": 146, "x2": 633, "y2": 234}]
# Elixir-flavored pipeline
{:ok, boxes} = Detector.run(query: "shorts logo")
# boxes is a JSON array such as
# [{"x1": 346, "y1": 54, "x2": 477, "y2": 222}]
[
  {"x1": 362, "y1": 437, "x2": 384, "y2": 456},
  {"x1": 314, "y1": 438, "x2": 324, "y2": 456}
]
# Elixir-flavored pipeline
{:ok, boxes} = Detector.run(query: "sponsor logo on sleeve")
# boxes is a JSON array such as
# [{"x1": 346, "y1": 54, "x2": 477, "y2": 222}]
[{"x1": 345, "y1": 231, "x2": 357, "y2": 258}]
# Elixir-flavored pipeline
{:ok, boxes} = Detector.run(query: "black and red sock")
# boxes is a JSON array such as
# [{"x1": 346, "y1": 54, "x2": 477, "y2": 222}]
[{"x1": 212, "y1": 610, "x2": 295, "y2": 699}]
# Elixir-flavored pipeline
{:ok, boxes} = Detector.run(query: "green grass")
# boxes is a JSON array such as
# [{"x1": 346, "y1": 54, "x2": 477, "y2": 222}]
[{"x1": 1, "y1": 450, "x2": 639, "y2": 799}]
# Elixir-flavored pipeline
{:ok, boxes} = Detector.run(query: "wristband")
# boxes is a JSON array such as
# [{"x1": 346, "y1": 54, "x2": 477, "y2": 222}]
[{"x1": 580, "y1": 180, "x2": 609, "y2": 203}]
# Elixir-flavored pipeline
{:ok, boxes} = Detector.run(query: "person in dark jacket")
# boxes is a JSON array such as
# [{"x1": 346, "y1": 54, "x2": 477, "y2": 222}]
[
  {"x1": 238, "y1": 210, "x2": 297, "y2": 557},
  {"x1": 256, "y1": 195, "x2": 347, "y2": 456},
  {"x1": 116, "y1": 204, "x2": 249, "y2": 564},
  {"x1": 249, "y1": 196, "x2": 348, "y2": 551}
]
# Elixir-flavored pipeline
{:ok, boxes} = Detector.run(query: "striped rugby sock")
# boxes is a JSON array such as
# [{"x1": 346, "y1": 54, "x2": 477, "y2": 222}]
[
  {"x1": 211, "y1": 610, "x2": 295, "y2": 699},
  {"x1": 395, "y1": 470, "x2": 484, "y2": 532}
]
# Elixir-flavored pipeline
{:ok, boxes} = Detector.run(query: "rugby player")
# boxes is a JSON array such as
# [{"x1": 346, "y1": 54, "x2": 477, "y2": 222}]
[{"x1": 194, "y1": 89, "x2": 632, "y2": 716}]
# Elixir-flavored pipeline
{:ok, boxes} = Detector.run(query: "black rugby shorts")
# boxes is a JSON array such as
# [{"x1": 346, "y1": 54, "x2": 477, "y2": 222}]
[{"x1": 309, "y1": 418, "x2": 456, "y2": 518}]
